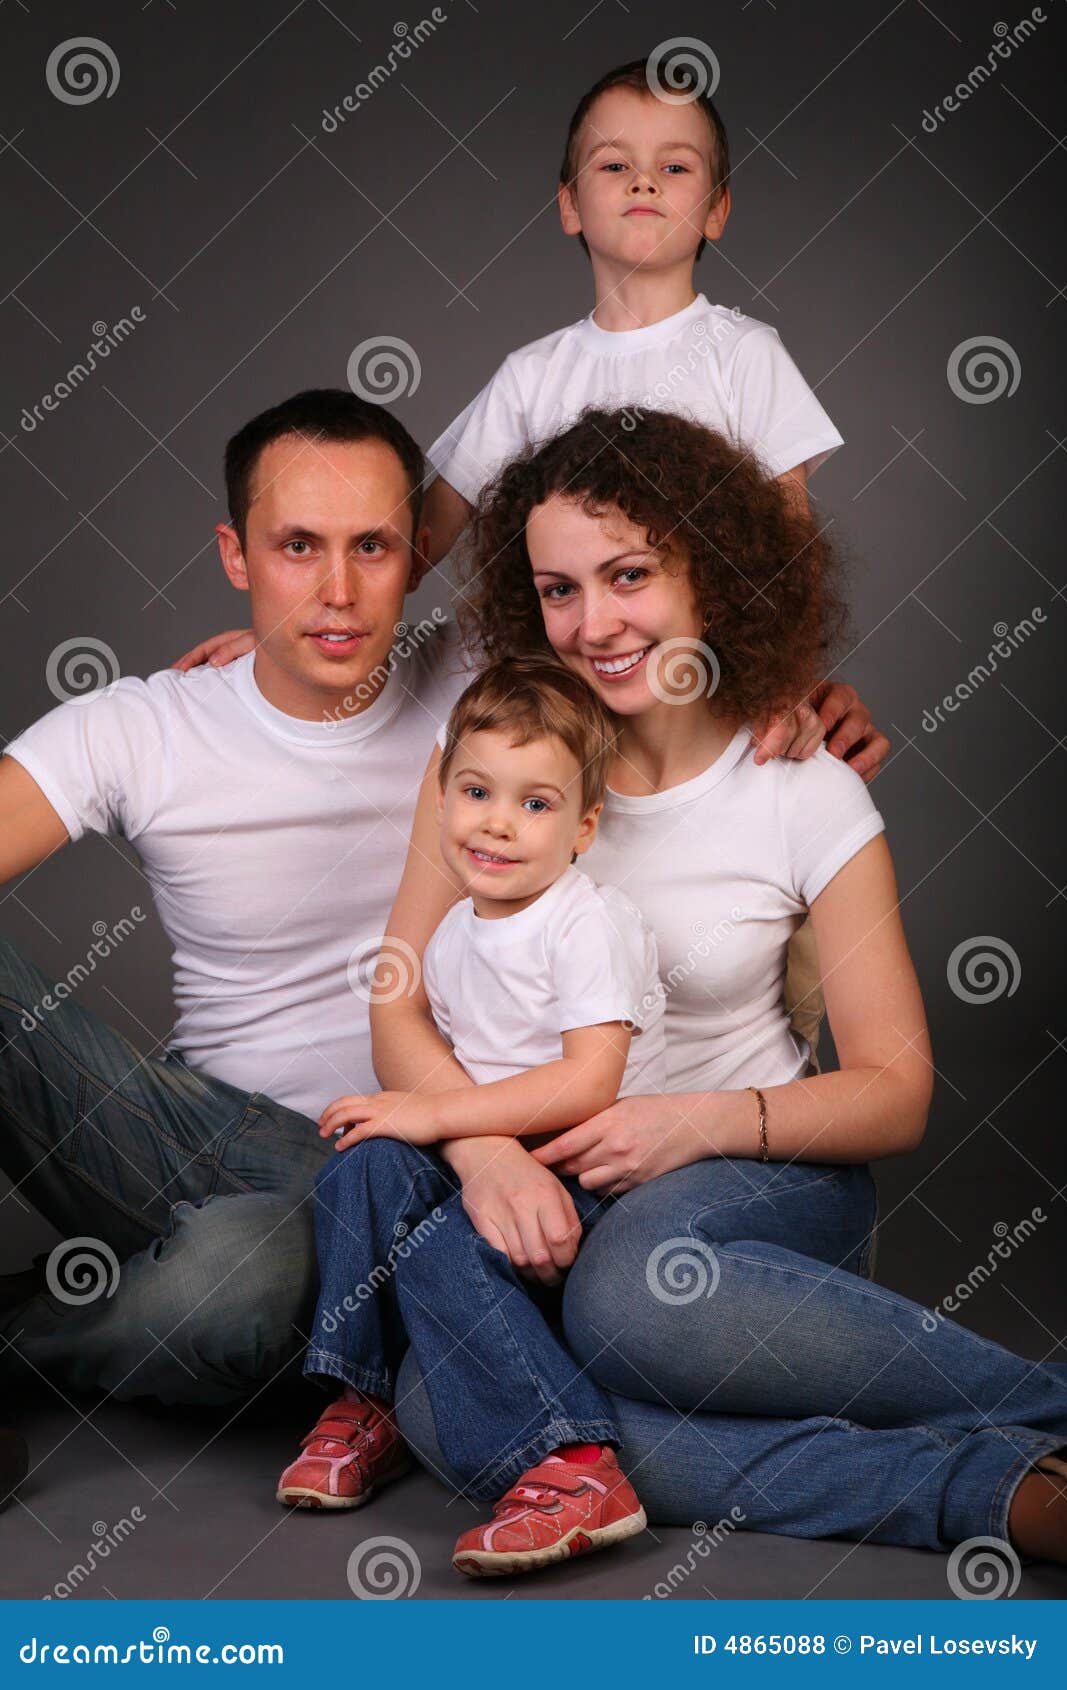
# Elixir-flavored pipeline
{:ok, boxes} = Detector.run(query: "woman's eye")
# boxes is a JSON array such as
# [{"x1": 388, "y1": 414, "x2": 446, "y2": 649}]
[
  {"x1": 542, "y1": 583, "x2": 575, "y2": 602},
  {"x1": 523, "y1": 798, "x2": 549, "y2": 814},
  {"x1": 616, "y1": 566, "x2": 648, "y2": 586}
]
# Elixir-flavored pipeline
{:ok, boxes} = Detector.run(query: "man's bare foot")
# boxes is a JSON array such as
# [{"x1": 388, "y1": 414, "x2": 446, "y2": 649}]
[{"x1": 1007, "y1": 1460, "x2": 1067, "y2": 1564}]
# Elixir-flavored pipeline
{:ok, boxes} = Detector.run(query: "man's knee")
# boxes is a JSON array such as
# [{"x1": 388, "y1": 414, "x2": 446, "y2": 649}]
[{"x1": 134, "y1": 1193, "x2": 318, "y2": 1401}]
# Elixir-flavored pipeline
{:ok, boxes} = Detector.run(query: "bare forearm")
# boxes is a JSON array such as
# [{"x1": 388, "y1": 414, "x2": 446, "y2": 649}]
[
  {"x1": 436, "y1": 1058, "x2": 619, "y2": 1141},
  {"x1": 371, "y1": 999, "x2": 472, "y2": 1094},
  {"x1": 679, "y1": 1066, "x2": 932, "y2": 1166}
]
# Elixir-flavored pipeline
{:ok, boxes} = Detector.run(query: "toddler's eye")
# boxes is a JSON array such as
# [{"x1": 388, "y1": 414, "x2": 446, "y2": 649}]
[
  {"x1": 523, "y1": 797, "x2": 549, "y2": 814},
  {"x1": 463, "y1": 785, "x2": 489, "y2": 801}
]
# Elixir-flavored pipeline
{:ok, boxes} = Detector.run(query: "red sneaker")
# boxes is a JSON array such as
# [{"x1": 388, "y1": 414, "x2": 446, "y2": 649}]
[
  {"x1": 276, "y1": 1387, "x2": 411, "y2": 1511},
  {"x1": 452, "y1": 1449, "x2": 646, "y2": 1577}
]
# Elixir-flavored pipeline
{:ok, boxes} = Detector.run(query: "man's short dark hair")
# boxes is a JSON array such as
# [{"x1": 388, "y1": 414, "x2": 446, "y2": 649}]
[{"x1": 224, "y1": 388, "x2": 426, "y2": 550}]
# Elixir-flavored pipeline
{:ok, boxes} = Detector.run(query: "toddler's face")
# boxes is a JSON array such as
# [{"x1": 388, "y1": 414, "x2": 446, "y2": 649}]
[
  {"x1": 561, "y1": 87, "x2": 727, "y2": 268},
  {"x1": 437, "y1": 727, "x2": 599, "y2": 917}
]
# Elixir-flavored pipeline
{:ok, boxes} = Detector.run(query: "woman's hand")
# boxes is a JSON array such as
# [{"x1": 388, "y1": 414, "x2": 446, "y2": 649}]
[
  {"x1": 318, "y1": 1090, "x2": 439, "y2": 1149},
  {"x1": 532, "y1": 1094, "x2": 706, "y2": 1194},
  {"x1": 447, "y1": 1137, "x2": 583, "y2": 1286},
  {"x1": 171, "y1": 628, "x2": 254, "y2": 672}
]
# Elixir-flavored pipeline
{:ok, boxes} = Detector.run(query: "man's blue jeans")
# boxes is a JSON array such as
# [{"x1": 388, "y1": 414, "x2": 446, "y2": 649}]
[
  {"x1": 306, "y1": 1138, "x2": 619, "y2": 1499},
  {"x1": 389, "y1": 1156, "x2": 1067, "y2": 1549},
  {"x1": 0, "y1": 938, "x2": 332, "y2": 1405}
]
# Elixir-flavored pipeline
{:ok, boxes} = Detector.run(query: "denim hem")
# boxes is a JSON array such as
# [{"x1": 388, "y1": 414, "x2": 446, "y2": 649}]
[
  {"x1": 987, "y1": 1431, "x2": 1067, "y2": 1553},
  {"x1": 466, "y1": 1417, "x2": 620, "y2": 1503},
  {"x1": 303, "y1": 1347, "x2": 393, "y2": 1402}
]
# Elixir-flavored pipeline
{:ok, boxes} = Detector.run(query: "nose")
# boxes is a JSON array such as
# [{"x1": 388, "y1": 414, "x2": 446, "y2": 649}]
[
  {"x1": 483, "y1": 805, "x2": 517, "y2": 841},
  {"x1": 580, "y1": 588, "x2": 627, "y2": 647},
  {"x1": 628, "y1": 172, "x2": 658, "y2": 197},
  {"x1": 316, "y1": 553, "x2": 358, "y2": 608}
]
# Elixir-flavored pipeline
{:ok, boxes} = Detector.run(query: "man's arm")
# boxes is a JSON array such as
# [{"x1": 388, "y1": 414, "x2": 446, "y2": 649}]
[{"x1": 0, "y1": 757, "x2": 70, "y2": 885}]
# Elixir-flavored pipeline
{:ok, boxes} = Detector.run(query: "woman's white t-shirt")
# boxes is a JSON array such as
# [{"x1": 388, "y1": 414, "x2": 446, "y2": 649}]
[
  {"x1": 582, "y1": 729, "x2": 885, "y2": 1095},
  {"x1": 426, "y1": 292, "x2": 843, "y2": 502},
  {"x1": 422, "y1": 865, "x2": 667, "y2": 1100}
]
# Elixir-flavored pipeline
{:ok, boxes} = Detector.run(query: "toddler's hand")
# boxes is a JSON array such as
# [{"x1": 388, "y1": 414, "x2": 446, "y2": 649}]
[{"x1": 318, "y1": 1090, "x2": 438, "y2": 1149}]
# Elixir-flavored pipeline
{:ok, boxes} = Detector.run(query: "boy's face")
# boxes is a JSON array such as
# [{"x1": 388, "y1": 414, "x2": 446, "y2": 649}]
[
  {"x1": 527, "y1": 493, "x2": 705, "y2": 719},
  {"x1": 559, "y1": 87, "x2": 729, "y2": 270},
  {"x1": 215, "y1": 434, "x2": 426, "y2": 721},
  {"x1": 437, "y1": 726, "x2": 600, "y2": 918}
]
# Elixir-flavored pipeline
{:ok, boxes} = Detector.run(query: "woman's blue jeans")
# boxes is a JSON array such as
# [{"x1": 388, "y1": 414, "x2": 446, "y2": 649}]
[{"x1": 390, "y1": 1155, "x2": 1067, "y2": 1550}]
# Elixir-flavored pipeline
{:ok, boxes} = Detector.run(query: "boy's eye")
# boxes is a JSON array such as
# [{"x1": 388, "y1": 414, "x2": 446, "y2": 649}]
[
  {"x1": 463, "y1": 785, "x2": 489, "y2": 801},
  {"x1": 600, "y1": 160, "x2": 627, "y2": 172},
  {"x1": 523, "y1": 797, "x2": 550, "y2": 814},
  {"x1": 663, "y1": 163, "x2": 690, "y2": 174}
]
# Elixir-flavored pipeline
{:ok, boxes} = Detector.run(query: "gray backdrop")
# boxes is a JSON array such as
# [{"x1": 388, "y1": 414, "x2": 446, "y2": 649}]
[{"x1": 2, "y1": 1, "x2": 1063, "y2": 1358}]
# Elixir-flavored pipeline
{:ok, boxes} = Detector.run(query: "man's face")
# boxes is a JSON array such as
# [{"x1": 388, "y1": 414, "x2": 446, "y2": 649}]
[{"x1": 217, "y1": 432, "x2": 424, "y2": 719}]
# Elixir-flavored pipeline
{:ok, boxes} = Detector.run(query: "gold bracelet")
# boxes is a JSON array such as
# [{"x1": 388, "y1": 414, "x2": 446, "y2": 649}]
[{"x1": 748, "y1": 1086, "x2": 769, "y2": 1162}]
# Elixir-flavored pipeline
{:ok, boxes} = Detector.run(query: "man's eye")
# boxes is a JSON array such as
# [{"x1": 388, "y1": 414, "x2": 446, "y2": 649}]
[
  {"x1": 359, "y1": 540, "x2": 383, "y2": 555},
  {"x1": 287, "y1": 540, "x2": 310, "y2": 556}
]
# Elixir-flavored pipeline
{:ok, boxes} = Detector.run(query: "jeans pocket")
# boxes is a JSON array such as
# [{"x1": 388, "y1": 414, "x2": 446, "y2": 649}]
[{"x1": 217, "y1": 1094, "x2": 330, "y2": 1197}]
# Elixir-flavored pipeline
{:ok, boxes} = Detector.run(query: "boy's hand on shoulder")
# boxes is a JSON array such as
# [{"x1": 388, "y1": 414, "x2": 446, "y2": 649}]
[
  {"x1": 318, "y1": 1090, "x2": 438, "y2": 1149},
  {"x1": 752, "y1": 681, "x2": 890, "y2": 784}
]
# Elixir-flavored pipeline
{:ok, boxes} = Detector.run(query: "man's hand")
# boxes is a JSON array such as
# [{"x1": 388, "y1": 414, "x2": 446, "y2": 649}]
[
  {"x1": 752, "y1": 681, "x2": 890, "y2": 784},
  {"x1": 171, "y1": 629, "x2": 254, "y2": 672},
  {"x1": 445, "y1": 1136, "x2": 582, "y2": 1286},
  {"x1": 532, "y1": 1094, "x2": 704, "y2": 1195},
  {"x1": 318, "y1": 1090, "x2": 439, "y2": 1149}
]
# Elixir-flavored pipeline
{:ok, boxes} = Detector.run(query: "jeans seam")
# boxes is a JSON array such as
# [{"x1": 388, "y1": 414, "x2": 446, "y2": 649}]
[
  {"x1": 0, "y1": 1093, "x2": 164, "y2": 1239},
  {"x1": 304, "y1": 1347, "x2": 392, "y2": 1400},
  {"x1": 686, "y1": 1168, "x2": 844, "y2": 1223}
]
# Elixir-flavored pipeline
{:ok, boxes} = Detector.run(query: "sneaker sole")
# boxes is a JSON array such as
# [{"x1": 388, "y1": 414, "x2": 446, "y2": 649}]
[
  {"x1": 453, "y1": 1504, "x2": 647, "y2": 1578},
  {"x1": 276, "y1": 1455, "x2": 412, "y2": 1512}
]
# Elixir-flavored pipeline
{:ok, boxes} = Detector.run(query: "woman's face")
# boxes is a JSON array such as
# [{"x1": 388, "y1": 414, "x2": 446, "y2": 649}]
[{"x1": 526, "y1": 493, "x2": 706, "y2": 717}]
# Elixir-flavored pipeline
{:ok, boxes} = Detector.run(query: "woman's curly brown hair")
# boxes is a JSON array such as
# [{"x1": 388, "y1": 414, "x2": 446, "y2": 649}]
[{"x1": 455, "y1": 405, "x2": 850, "y2": 725}]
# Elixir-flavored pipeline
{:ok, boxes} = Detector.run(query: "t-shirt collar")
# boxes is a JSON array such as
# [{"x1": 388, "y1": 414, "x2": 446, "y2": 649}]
[
  {"x1": 231, "y1": 650, "x2": 404, "y2": 747},
  {"x1": 604, "y1": 724, "x2": 753, "y2": 814},
  {"x1": 576, "y1": 291, "x2": 708, "y2": 356},
  {"x1": 460, "y1": 862, "x2": 583, "y2": 942}
]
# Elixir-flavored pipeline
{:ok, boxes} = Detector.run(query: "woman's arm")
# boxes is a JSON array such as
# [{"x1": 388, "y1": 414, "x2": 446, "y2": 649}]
[{"x1": 535, "y1": 835, "x2": 933, "y2": 1190}]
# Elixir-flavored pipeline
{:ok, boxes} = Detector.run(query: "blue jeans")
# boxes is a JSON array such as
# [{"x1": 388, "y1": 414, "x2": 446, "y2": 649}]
[
  {"x1": 0, "y1": 938, "x2": 331, "y2": 1405},
  {"x1": 393, "y1": 1157, "x2": 1067, "y2": 1549},
  {"x1": 306, "y1": 1138, "x2": 618, "y2": 1499}
]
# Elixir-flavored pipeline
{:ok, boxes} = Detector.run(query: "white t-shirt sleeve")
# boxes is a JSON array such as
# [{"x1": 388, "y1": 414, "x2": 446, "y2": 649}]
[
  {"x1": 553, "y1": 902, "x2": 655, "y2": 1034},
  {"x1": 780, "y1": 748, "x2": 886, "y2": 907},
  {"x1": 725, "y1": 324, "x2": 843, "y2": 479},
  {"x1": 4, "y1": 678, "x2": 168, "y2": 844},
  {"x1": 425, "y1": 354, "x2": 528, "y2": 506}
]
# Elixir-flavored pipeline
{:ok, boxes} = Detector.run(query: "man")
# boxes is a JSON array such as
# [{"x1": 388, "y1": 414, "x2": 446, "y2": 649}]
[{"x1": 0, "y1": 390, "x2": 466, "y2": 1443}]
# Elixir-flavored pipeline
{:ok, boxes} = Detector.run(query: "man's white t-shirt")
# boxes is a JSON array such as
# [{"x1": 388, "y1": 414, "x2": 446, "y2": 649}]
[
  {"x1": 426, "y1": 293, "x2": 843, "y2": 504},
  {"x1": 582, "y1": 730, "x2": 885, "y2": 1095},
  {"x1": 422, "y1": 865, "x2": 667, "y2": 1100},
  {"x1": 6, "y1": 625, "x2": 468, "y2": 1119}
]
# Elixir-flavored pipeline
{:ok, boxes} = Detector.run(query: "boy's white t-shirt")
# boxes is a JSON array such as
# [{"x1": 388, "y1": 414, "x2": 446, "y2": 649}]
[
  {"x1": 426, "y1": 293, "x2": 842, "y2": 503},
  {"x1": 422, "y1": 865, "x2": 667, "y2": 1100},
  {"x1": 5, "y1": 625, "x2": 469, "y2": 1119},
  {"x1": 581, "y1": 730, "x2": 885, "y2": 1095}
]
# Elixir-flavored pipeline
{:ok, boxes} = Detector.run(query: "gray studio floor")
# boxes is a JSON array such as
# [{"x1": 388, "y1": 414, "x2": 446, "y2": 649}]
[{"x1": 2, "y1": 1386, "x2": 1066, "y2": 1602}]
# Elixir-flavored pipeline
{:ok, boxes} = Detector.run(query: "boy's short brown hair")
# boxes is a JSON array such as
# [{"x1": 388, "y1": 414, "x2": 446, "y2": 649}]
[
  {"x1": 439, "y1": 656, "x2": 618, "y2": 814},
  {"x1": 560, "y1": 56, "x2": 730, "y2": 263}
]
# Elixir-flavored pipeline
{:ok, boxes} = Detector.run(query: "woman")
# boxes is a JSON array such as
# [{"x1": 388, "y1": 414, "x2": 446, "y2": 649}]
[{"x1": 372, "y1": 406, "x2": 1067, "y2": 1564}]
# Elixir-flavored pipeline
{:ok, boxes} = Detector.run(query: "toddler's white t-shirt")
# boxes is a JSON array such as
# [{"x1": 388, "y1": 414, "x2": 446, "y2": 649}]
[
  {"x1": 5, "y1": 624, "x2": 468, "y2": 1118},
  {"x1": 422, "y1": 865, "x2": 667, "y2": 1100},
  {"x1": 426, "y1": 292, "x2": 842, "y2": 504},
  {"x1": 582, "y1": 729, "x2": 885, "y2": 1095}
]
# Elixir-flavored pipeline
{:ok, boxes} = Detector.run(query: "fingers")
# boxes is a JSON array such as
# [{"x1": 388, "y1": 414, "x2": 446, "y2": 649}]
[
  {"x1": 811, "y1": 680, "x2": 856, "y2": 736},
  {"x1": 515, "y1": 1210, "x2": 563, "y2": 1285},
  {"x1": 826, "y1": 704, "x2": 874, "y2": 760},
  {"x1": 531, "y1": 1122, "x2": 601, "y2": 1166},
  {"x1": 170, "y1": 630, "x2": 252, "y2": 672},
  {"x1": 577, "y1": 1165, "x2": 619, "y2": 1193},
  {"x1": 539, "y1": 1198, "x2": 581, "y2": 1272},
  {"x1": 318, "y1": 1095, "x2": 371, "y2": 1135},
  {"x1": 845, "y1": 730, "x2": 892, "y2": 783},
  {"x1": 750, "y1": 714, "x2": 794, "y2": 765},
  {"x1": 783, "y1": 702, "x2": 825, "y2": 761}
]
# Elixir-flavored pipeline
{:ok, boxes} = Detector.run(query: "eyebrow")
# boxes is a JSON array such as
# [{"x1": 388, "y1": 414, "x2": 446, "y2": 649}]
[
  {"x1": 263, "y1": 523, "x2": 399, "y2": 546},
  {"x1": 531, "y1": 548, "x2": 651, "y2": 580},
  {"x1": 453, "y1": 767, "x2": 566, "y2": 799},
  {"x1": 585, "y1": 138, "x2": 705, "y2": 161}
]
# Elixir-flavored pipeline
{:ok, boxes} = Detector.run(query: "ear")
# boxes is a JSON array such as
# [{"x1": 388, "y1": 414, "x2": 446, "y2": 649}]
[
  {"x1": 571, "y1": 800, "x2": 603, "y2": 857},
  {"x1": 558, "y1": 179, "x2": 582, "y2": 238},
  {"x1": 407, "y1": 522, "x2": 431, "y2": 592},
  {"x1": 703, "y1": 184, "x2": 731, "y2": 245},
  {"x1": 216, "y1": 522, "x2": 250, "y2": 593}
]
